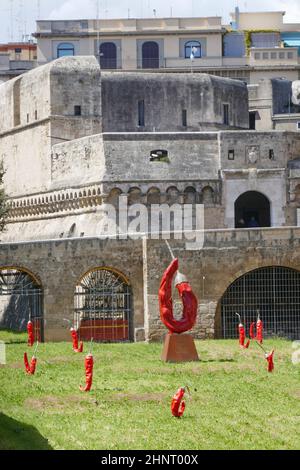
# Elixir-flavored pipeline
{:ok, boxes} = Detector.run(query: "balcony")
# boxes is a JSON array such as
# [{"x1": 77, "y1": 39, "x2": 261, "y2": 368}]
[{"x1": 249, "y1": 47, "x2": 299, "y2": 66}]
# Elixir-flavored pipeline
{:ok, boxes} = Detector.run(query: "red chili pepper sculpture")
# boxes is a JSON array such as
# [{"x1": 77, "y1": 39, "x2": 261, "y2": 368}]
[
  {"x1": 238, "y1": 322, "x2": 250, "y2": 349},
  {"x1": 70, "y1": 328, "x2": 83, "y2": 353},
  {"x1": 266, "y1": 350, "x2": 274, "y2": 373},
  {"x1": 27, "y1": 321, "x2": 34, "y2": 347},
  {"x1": 159, "y1": 258, "x2": 198, "y2": 334},
  {"x1": 171, "y1": 387, "x2": 186, "y2": 418},
  {"x1": 80, "y1": 354, "x2": 94, "y2": 392},
  {"x1": 24, "y1": 352, "x2": 37, "y2": 375},
  {"x1": 250, "y1": 314, "x2": 263, "y2": 344}
]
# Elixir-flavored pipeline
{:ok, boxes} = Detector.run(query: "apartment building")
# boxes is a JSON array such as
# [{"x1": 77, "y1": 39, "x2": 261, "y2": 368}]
[
  {"x1": 33, "y1": 9, "x2": 300, "y2": 84},
  {"x1": 0, "y1": 42, "x2": 37, "y2": 84}
]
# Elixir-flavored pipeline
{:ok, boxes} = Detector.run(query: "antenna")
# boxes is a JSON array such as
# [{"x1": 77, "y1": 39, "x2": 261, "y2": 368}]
[
  {"x1": 37, "y1": 0, "x2": 41, "y2": 20},
  {"x1": 96, "y1": 0, "x2": 100, "y2": 62},
  {"x1": 128, "y1": 8, "x2": 130, "y2": 19},
  {"x1": 10, "y1": 0, "x2": 14, "y2": 42}
]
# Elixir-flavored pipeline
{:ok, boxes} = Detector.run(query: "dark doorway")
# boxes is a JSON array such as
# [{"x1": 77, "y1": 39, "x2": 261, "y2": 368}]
[
  {"x1": 142, "y1": 41, "x2": 159, "y2": 68},
  {"x1": 100, "y1": 42, "x2": 117, "y2": 69},
  {"x1": 219, "y1": 266, "x2": 300, "y2": 340},
  {"x1": 235, "y1": 191, "x2": 271, "y2": 228},
  {"x1": 249, "y1": 111, "x2": 256, "y2": 129}
]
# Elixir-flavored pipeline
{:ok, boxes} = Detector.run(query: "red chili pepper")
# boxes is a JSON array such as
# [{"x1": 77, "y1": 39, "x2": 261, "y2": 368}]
[
  {"x1": 24, "y1": 352, "x2": 37, "y2": 375},
  {"x1": 237, "y1": 323, "x2": 250, "y2": 349},
  {"x1": 266, "y1": 350, "x2": 274, "y2": 373},
  {"x1": 27, "y1": 321, "x2": 34, "y2": 347},
  {"x1": 250, "y1": 314, "x2": 263, "y2": 343},
  {"x1": 171, "y1": 387, "x2": 186, "y2": 418},
  {"x1": 80, "y1": 354, "x2": 94, "y2": 392},
  {"x1": 159, "y1": 259, "x2": 198, "y2": 334},
  {"x1": 70, "y1": 328, "x2": 83, "y2": 353}
]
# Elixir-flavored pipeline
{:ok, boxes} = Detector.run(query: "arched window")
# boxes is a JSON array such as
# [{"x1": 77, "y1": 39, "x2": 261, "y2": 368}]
[
  {"x1": 74, "y1": 268, "x2": 132, "y2": 342},
  {"x1": 57, "y1": 42, "x2": 75, "y2": 58},
  {"x1": 142, "y1": 41, "x2": 159, "y2": 69},
  {"x1": 100, "y1": 42, "x2": 117, "y2": 69},
  {"x1": 185, "y1": 41, "x2": 201, "y2": 59},
  {"x1": 218, "y1": 266, "x2": 300, "y2": 340},
  {"x1": 0, "y1": 267, "x2": 43, "y2": 340},
  {"x1": 234, "y1": 191, "x2": 271, "y2": 228}
]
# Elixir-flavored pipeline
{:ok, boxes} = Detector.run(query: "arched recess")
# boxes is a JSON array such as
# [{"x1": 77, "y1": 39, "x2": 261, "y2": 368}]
[
  {"x1": 235, "y1": 191, "x2": 270, "y2": 228},
  {"x1": 100, "y1": 42, "x2": 117, "y2": 69},
  {"x1": 0, "y1": 267, "x2": 43, "y2": 340},
  {"x1": 147, "y1": 187, "x2": 161, "y2": 205},
  {"x1": 216, "y1": 266, "x2": 300, "y2": 340},
  {"x1": 142, "y1": 41, "x2": 159, "y2": 68},
  {"x1": 74, "y1": 267, "x2": 132, "y2": 342}
]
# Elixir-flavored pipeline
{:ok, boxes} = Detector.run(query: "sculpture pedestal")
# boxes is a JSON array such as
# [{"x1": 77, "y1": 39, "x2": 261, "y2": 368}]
[{"x1": 161, "y1": 332, "x2": 199, "y2": 363}]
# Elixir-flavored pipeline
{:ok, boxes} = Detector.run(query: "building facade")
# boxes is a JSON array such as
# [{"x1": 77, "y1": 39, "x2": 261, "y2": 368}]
[
  {"x1": 34, "y1": 9, "x2": 300, "y2": 84},
  {"x1": 1, "y1": 56, "x2": 300, "y2": 342},
  {"x1": 0, "y1": 42, "x2": 37, "y2": 85}
]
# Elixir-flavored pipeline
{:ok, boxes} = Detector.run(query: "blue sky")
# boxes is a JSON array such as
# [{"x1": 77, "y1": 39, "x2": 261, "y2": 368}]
[{"x1": 0, "y1": 0, "x2": 300, "y2": 43}]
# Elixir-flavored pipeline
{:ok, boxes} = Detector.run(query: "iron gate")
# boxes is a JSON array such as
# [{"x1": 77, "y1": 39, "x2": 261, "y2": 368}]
[
  {"x1": 74, "y1": 268, "x2": 132, "y2": 342},
  {"x1": 221, "y1": 266, "x2": 300, "y2": 340},
  {"x1": 0, "y1": 268, "x2": 43, "y2": 341}
]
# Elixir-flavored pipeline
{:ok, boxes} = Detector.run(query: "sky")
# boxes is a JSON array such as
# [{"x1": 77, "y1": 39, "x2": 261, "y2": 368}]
[{"x1": 0, "y1": 0, "x2": 300, "y2": 43}]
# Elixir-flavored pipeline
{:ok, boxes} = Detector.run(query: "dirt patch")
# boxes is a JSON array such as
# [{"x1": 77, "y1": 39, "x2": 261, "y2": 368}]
[{"x1": 25, "y1": 394, "x2": 96, "y2": 413}]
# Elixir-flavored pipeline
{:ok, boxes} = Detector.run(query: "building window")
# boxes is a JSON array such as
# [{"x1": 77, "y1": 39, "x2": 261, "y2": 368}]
[
  {"x1": 223, "y1": 104, "x2": 229, "y2": 125},
  {"x1": 100, "y1": 42, "x2": 117, "y2": 69},
  {"x1": 57, "y1": 42, "x2": 75, "y2": 58},
  {"x1": 254, "y1": 52, "x2": 260, "y2": 60},
  {"x1": 228, "y1": 150, "x2": 235, "y2": 160},
  {"x1": 279, "y1": 51, "x2": 285, "y2": 59},
  {"x1": 185, "y1": 41, "x2": 201, "y2": 59},
  {"x1": 263, "y1": 52, "x2": 269, "y2": 60},
  {"x1": 74, "y1": 106, "x2": 81, "y2": 116},
  {"x1": 287, "y1": 51, "x2": 294, "y2": 59},
  {"x1": 15, "y1": 48, "x2": 22, "y2": 53},
  {"x1": 271, "y1": 52, "x2": 277, "y2": 59},
  {"x1": 269, "y1": 149, "x2": 275, "y2": 160},
  {"x1": 182, "y1": 109, "x2": 187, "y2": 127},
  {"x1": 142, "y1": 42, "x2": 159, "y2": 69},
  {"x1": 138, "y1": 100, "x2": 145, "y2": 127},
  {"x1": 35, "y1": 110, "x2": 38, "y2": 120},
  {"x1": 27, "y1": 113, "x2": 29, "y2": 123}
]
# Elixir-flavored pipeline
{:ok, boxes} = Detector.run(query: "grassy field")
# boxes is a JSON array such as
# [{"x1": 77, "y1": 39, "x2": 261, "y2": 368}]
[{"x1": 0, "y1": 332, "x2": 299, "y2": 450}]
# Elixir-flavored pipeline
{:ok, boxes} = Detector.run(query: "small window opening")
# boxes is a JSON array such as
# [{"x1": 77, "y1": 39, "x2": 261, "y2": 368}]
[
  {"x1": 223, "y1": 104, "x2": 229, "y2": 125},
  {"x1": 35, "y1": 110, "x2": 38, "y2": 120},
  {"x1": 74, "y1": 105, "x2": 82, "y2": 116},
  {"x1": 138, "y1": 100, "x2": 145, "y2": 127},
  {"x1": 228, "y1": 150, "x2": 235, "y2": 160},
  {"x1": 182, "y1": 109, "x2": 187, "y2": 127},
  {"x1": 269, "y1": 149, "x2": 275, "y2": 160}
]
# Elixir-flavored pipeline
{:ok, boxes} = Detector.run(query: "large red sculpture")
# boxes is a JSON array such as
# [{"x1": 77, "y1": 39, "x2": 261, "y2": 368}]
[
  {"x1": 159, "y1": 258, "x2": 198, "y2": 334},
  {"x1": 159, "y1": 258, "x2": 199, "y2": 362}
]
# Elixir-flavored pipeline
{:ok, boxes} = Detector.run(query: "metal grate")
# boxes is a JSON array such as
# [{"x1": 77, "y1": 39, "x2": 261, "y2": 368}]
[
  {"x1": 74, "y1": 268, "x2": 132, "y2": 343},
  {"x1": 221, "y1": 266, "x2": 300, "y2": 340},
  {"x1": 0, "y1": 268, "x2": 43, "y2": 340}
]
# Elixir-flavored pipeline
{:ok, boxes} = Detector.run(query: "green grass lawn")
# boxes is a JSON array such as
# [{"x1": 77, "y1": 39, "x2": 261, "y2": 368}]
[{"x1": 0, "y1": 332, "x2": 299, "y2": 450}]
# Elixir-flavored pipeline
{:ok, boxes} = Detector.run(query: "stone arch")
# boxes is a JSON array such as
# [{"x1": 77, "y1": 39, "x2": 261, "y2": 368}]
[
  {"x1": 201, "y1": 186, "x2": 214, "y2": 205},
  {"x1": 128, "y1": 187, "x2": 142, "y2": 206},
  {"x1": 166, "y1": 186, "x2": 180, "y2": 204},
  {"x1": 184, "y1": 186, "x2": 198, "y2": 204},
  {"x1": 74, "y1": 267, "x2": 132, "y2": 342},
  {"x1": 0, "y1": 266, "x2": 43, "y2": 339},
  {"x1": 215, "y1": 265, "x2": 300, "y2": 340},
  {"x1": 234, "y1": 191, "x2": 271, "y2": 228},
  {"x1": 147, "y1": 187, "x2": 161, "y2": 205},
  {"x1": 107, "y1": 188, "x2": 123, "y2": 206}
]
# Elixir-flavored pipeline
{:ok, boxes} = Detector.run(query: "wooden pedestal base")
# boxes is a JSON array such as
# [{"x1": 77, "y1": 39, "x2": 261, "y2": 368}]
[{"x1": 161, "y1": 332, "x2": 199, "y2": 363}]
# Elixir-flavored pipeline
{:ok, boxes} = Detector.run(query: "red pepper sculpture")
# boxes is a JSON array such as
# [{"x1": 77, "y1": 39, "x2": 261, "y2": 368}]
[
  {"x1": 250, "y1": 314, "x2": 263, "y2": 344},
  {"x1": 235, "y1": 314, "x2": 250, "y2": 349},
  {"x1": 159, "y1": 258, "x2": 198, "y2": 334},
  {"x1": 80, "y1": 354, "x2": 94, "y2": 392},
  {"x1": 70, "y1": 328, "x2": 83, "y2": 353},
  {"x1": 171, "y1": 387, "x2": 186, "y2": 418},
  {"x1": 24, "y1": 352, "x2": 37, "y2": 375},
  {"x1": 27, "y1": 321, "x2": 34, "y2": 347},
  {"x1": 266, "y1": 350, "x2": 274, "y2": 373}
]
